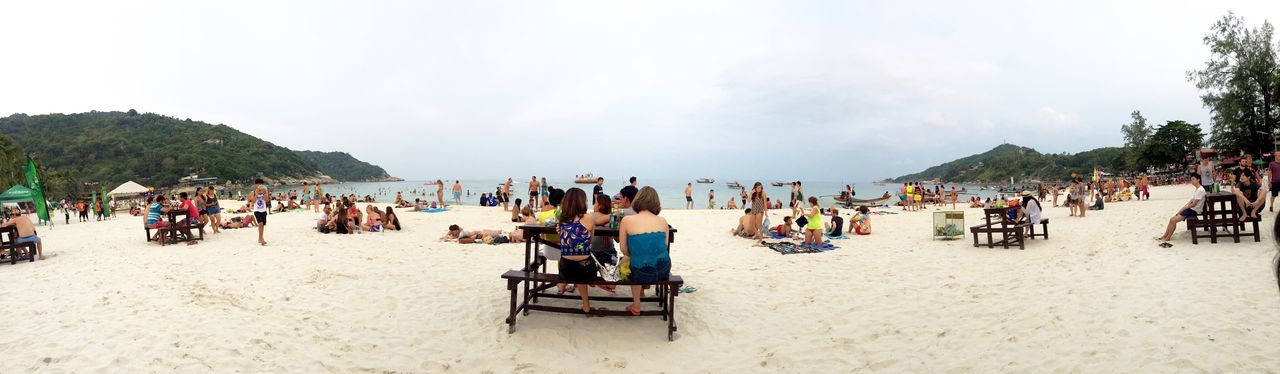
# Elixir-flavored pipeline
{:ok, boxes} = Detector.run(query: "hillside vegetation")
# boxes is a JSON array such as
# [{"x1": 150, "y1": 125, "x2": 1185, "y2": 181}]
[{"x1": 891, "y1": 144, "x2": 1129, "y2": 183}]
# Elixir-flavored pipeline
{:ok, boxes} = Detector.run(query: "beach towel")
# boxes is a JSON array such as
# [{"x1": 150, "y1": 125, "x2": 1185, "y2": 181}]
[
  {"x1": 766, "y1": 232, "x2": 789, "y2": 240},
  {"x1": 418, "y1": 208, "x2": 450, "y2": 213},
  {"x1": 825, "y1": 234, "x2": 850, "y2": 239},
  {"x1": 761, "y1": 240, "x2": 837, "y2": 255}
]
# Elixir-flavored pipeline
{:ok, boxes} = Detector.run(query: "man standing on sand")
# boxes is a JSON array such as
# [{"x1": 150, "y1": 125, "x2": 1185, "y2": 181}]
[
  {"x1": 436, "y1": 180, "x2": 445, "y2": 207},
  {"x1": 1156, "y1": 173, "x2": 1205, "y2": 247},
  {"x1": 248, "y1": 178, "x2": 269, "y2": 246},
  {"x1": 528, "y1": 176, "x2": 540, "y2": 209},
  {"x1": 629, "y1": 176, "x2": 637, "y2": 188},
  {"x1": 685, "y1": 183, "x2": 693, "y2": 209},
  {"x1": 452, "y1": 180, "x2": 462, "y2": 206},
  {"x1": 502, "y1": 178, "x2": 513, "y2": 211},
  {"x1": 593, "y1": 177, "x2": 604, "y2": 204},
  {"x1": 2, "y1": 207, "x2": 44, "y2": 260}
]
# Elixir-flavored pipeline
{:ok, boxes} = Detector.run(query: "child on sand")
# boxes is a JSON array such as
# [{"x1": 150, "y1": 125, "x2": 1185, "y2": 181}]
[
  {"x1": 708, "y1": 189, "x2": 715, "y2": 209},
  {"x1": 774, "y1": 216, "x2": 796, "y2": 238}
]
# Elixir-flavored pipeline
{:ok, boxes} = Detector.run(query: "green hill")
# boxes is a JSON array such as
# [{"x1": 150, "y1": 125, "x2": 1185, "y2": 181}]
[
  {"x1": 891, "y1": 144, "x2": 1129, "y2": 183},
  {"x1": 293, "y1": 150, "x2": 390, "y2": 182},
  {"x1": 0, "y1": 111, "x2": 394, "y2": 197}
]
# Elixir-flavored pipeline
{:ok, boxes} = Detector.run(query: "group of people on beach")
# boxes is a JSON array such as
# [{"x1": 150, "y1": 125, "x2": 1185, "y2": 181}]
[
  {"x1": 1157, "y1": 151, "x2": 1280, "y2": 247},
  {"x1": 443, "y1": 180, "x2": 672, "y2": 315}
]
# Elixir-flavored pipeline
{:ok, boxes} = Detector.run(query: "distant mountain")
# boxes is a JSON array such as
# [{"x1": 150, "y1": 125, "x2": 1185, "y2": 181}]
[
  {"x1": 891, "y1": 144, "x2": 1128, "y2": 183},
  {"x1": 293, "y1": 150, "x2": 394, "y2": 182},
  {"x1": 0, "y1": 110, "x2": 394, "y2": 197}
]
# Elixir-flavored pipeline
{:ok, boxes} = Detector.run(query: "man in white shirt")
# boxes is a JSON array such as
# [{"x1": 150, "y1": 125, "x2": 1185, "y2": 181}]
[{"x1": 1157, "y1": 173, "x2": 1206, "y2": 246}]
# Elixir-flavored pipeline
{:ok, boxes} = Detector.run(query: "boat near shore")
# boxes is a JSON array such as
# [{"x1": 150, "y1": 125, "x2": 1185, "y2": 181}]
[
  {"x1": 574, "y1": 173, "x2": 597, "y2": 184},
  {"x1": 696, "y1": 178, "x2": 715, "y2": 184},
  {"x1": 834, "y1": 192, "x2": 894, "y2": 207}
]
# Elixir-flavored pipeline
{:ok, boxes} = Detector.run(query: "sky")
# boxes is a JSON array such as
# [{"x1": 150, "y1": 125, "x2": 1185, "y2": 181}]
[{"x1": 1, "y1": 0, "x2": 1278, "y2": 182}]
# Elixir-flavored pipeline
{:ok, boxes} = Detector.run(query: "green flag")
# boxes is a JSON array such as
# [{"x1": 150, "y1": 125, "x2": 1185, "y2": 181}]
[
  {"x1": 23, "y1": 154, "x2": 50, "y2": 223},
  {"x1": 101, "y1": 186, "x2": 110, "y2": 218}
]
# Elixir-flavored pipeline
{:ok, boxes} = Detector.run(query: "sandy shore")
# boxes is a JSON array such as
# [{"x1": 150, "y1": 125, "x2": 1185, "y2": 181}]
[{"x1": 1, "y1": 184, "x2": 1279, "y2": 372}]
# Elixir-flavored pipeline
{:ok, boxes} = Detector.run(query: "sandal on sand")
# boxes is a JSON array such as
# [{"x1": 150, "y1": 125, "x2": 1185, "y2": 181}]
[
  {"x1": 625, "y1": 305, "x2": 642, "y2": 316},
  {"x1": 1159, "y1": 242, "x2": 1173, "y2": 248}
]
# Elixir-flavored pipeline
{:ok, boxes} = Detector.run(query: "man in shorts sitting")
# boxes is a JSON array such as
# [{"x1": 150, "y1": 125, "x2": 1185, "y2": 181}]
[
  {"x1": 1156, "y1": 173, "x2": 1206, "y2": 247},
  {"x1": 2, "y1": 208, "x2": 43, "y2": 260}
]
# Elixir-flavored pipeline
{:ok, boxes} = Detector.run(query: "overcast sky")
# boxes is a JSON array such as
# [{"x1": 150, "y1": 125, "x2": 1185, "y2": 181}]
[{"x1": 1, "y1": 1, "x2": 1278, "y2": 181}]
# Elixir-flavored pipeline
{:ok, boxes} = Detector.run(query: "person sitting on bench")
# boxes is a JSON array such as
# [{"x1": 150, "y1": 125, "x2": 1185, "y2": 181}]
[
  {"x1": 2, "y1": 207, "x2": 43, "y2": 260},
  {"x1": 619, "y1": 186, "x2": 671, "y2": 316},
  {"x1": 556, "y1": 188, "x2": 598, "y2": 314},
  {"x1": 1156, "y1": 173, "x2": 1205, "y2": 247},
  {"x1": 1017, "y1": 191, "x2": 1043, "y2": 236},
  {"x1": 1234, "y1": 169, "x2": 1267, "y2": 221}
]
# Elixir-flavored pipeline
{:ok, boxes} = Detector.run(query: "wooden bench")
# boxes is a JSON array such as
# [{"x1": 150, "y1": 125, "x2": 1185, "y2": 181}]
[
  {"x1": 970, "y1": 207, "x2": 1030, "y2": 249},
  {"x1": 143, "y1": 210, "x2": 206, "y2": 246},
  {"x1": 0, "y1": 226, "x2": 35, "y2": 265},
  {"x1": 1186, "y1": 192, "x2": 1259, "y2": 244},
  {"x1": 502, "y1": 271, "x2": 684, "y2": 341},
  {"x1": 1027, "y1": 218, "x2": 1049, "y2": 240},
  {"x1": 505, "y1": 225, "x2": 683, "y2": 340}
]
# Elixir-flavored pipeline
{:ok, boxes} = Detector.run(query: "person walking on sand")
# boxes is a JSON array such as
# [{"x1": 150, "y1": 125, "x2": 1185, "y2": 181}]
[
  {"x1": 1156, "y1": 173, "x2": 1206, "y2": 247},
  {"x1": 248, "y1": 178, "x2": 269, "y2": 246},
  {"x1": 502, "y1": 178, "x2": 513, "y2": 211},
  {"x1": 451, "y1": 180, "x2": 462, "y2": 206},
  {"x1": 435, "y1": 179, "x2": 444, "y2": 207},
  {"x1": 684, "y1": 183, "x2": 693, "y2": 209},
  {"x1": 708, "y1": 189, "x2": 715, "y2": 209}
]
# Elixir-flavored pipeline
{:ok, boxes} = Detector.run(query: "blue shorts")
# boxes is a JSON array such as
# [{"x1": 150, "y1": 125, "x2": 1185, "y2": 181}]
[
  {"x1": 1178, "y1": 208, "x2": 1198, "y2": 219},
  {"x1": 629, "y1": 258, "x2": 671, "y2": 283},
  {"x1": 452, "y1": 192, "x2": 462, "y2": 199},
  {"x1": 16, "y1": 235, "x2": 39, "y2": 244},
  {"x1": 206, "y1": 206, "x2": 220, "y2": 215}
]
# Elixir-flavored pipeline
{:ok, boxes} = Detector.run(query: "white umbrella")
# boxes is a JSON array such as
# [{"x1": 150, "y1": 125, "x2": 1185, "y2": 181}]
[{"x1": 109, "y1": 181, "x2": 149, "y2": 196}]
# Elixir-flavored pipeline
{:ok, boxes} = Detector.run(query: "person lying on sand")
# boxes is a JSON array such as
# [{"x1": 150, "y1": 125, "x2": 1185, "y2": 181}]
[
  {"x1": 772, "y1": 216, "x2": 796, "y2": 238},
  {"x1": 220, "y1": 214, "x2": 258, "y2": 229},
  {"x1": 446, "y1": 224, "x2": 525, "y2": 244}
]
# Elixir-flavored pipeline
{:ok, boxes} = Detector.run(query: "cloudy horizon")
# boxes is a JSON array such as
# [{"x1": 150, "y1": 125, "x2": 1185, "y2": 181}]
[{"x1": 2, "y1": 1, "x2": 1277, "y2": 181}]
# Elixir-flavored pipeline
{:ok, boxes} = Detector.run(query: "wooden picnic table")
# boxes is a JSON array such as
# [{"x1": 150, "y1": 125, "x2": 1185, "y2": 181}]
[{"x1": 504, "y1": 224, "x2": 682, "y2": 340}]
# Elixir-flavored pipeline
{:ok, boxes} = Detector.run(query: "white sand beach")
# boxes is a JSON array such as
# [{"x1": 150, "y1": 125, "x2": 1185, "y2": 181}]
[{"x1": 2, "y1": 184, "x2": 1279, "y2": 372}]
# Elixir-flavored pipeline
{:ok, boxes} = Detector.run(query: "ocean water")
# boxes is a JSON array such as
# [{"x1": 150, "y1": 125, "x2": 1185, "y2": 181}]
[{"x1": 250, "y1": 178, "x2": 1014, "y2": 209}]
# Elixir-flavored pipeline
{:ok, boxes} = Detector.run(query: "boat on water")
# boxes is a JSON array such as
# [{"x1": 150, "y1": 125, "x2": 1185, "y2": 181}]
[
  {"x1": 574, "y1": 173, "x2": 597, "y2": 184},
  {"x1": 770, "y1": 182, "x2": 786, "y2": 187},
  {"x1": 726, "y1": 181, "x2": 742, "y2": 189},
  {"x1": 834, "y1": 192, "x2": 894, "y2": 207},
  {"x1": 696, "y1": 178, "x2": 715, "y2": 184}
]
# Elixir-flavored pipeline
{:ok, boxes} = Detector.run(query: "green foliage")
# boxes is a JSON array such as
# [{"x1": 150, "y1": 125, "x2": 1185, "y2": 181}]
[
  {"x1": 0, "y1": 111, "x2": 391, "y2": 197},
  {"x1": 1121, "y1": 110, "x2": 1152, "y2": 150},
  {"x1": 892, "y1": 144, "x2": 1130, "y2": 183},
  {"x1": 293, "y1": 150, "x2": 389, "y2": 181},
  {"x1": 1187, "y1": 12, "x2": 1280, "y2": 157},
  {"x1": 0, "y1": 135, "x2": 27, "y2": 192},
  {"x1": 1140, "y1": 121, "x2": 1205, "y2": 167}
]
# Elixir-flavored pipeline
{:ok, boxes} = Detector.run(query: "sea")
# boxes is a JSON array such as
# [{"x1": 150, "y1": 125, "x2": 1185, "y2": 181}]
[{"x1": 243, "y1": 178, "x2": 1013, "y2": 209}]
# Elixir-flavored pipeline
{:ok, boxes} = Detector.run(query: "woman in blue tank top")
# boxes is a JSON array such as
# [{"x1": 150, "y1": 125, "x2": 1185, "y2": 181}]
[{"x1": 619, "y1": 186, "x2": 671, "y2": 316}]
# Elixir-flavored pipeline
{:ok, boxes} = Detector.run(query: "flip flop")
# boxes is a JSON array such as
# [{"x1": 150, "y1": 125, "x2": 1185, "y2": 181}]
[
  {"x1": 625, "y1": 305, "x2": 642, "y2": 316},
  {"x1": 1159, "y1": 242, "x2": 1173, "y2": 248}
]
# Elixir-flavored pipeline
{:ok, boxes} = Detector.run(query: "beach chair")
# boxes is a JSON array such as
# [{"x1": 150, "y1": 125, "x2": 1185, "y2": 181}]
[{"x1": 1186, "y1": 193, "x2": 1254, "y2": 244}]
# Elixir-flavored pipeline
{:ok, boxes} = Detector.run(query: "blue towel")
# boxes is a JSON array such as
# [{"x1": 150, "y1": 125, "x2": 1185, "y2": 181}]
[
  {"x1": 418, "y1": 208, "x2": 449, "y2": 213},
  {"x1": 766, "y1": 232, "x2": 788, "y2": 239},
  {"x1": 825, "y1": 234, "x2": 849, "y2": 239}
]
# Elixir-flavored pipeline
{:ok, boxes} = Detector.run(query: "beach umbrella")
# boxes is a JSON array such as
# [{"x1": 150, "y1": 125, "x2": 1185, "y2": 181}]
[
  {"x1": 109, "y1": 181, "x2": 149, "y2": 196},
  {"x1": 0, "y1": 184, "x2": 36, "y2": 203}
]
